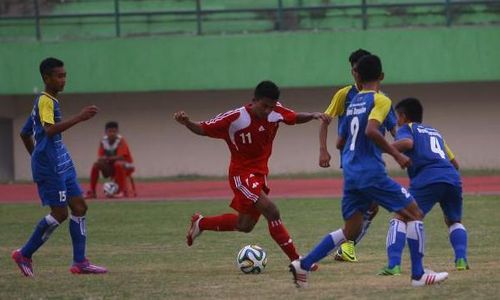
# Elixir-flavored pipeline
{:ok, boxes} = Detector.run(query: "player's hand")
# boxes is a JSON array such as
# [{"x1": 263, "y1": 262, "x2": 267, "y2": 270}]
[
  {"x1": 319, "y1": 150, "x2": 331, "y2": 168},
  {"x1": 174, "y1": 111, "x2": 190, "y2": 125},
  {"x1": 395, "y1": 153, "x2": 411, "y2": 169},
  {"x1": 313, "y1": 113, "x2": 331, "y2": 124},
  {"x1": 78, "y1": 105, "x2": 98, "y2": 121}
]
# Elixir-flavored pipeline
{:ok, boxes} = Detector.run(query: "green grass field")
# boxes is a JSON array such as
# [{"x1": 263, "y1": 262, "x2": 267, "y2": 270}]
[{"x1": 1, "y1": 196, "x2": 499, "y2": 299}]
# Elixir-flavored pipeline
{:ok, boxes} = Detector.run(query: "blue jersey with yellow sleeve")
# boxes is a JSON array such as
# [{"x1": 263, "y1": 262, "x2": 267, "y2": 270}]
[
  {"x1": 325, "y1": 85, "x2": 396, "y2": 136},
  {"x1": 340, "y1": 91, "x2": 393, "y2": 189},
  {"x1": 396, "y1": 123, "x2": 460, "y2": 189},
  {"x1": 24, "y1": 92, "x2": 75, "y2": 181},
  {"x1": 324, "y1": 85, "x2": 359, "y2": 133}
]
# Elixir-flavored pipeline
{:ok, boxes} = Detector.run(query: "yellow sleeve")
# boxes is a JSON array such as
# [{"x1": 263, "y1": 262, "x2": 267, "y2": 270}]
[
  {"x1": 368, "y1": 93, "x2": 391, "y2": 123},
  {"x1": 38, "y1": 95, "x2": 55, "y2": 125},
  {"x1": 324, "y1": 86, "x2": 351, "y2": 117},
  {"x1": 444, "y1": 142, "x2": 456, "y2": 161}
]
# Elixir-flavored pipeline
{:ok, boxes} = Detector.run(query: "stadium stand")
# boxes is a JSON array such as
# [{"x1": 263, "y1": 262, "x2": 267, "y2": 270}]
[{"x1": 1, "y1": 0, "x2": 499, "y2": 41}]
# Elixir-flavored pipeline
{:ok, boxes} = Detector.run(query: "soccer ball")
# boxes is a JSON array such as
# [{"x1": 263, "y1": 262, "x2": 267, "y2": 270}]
[
  {"x1": 236, "y1": 244, "x2": 267, "y2": 274},
  {"x1": 103, "y1": 181, "x2": 119, "y2": 197}
]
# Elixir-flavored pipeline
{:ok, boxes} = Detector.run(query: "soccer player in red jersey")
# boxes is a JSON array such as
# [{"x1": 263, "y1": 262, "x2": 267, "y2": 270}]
[
  {"x1": 86, "y1": 121, "x2": 135, "y2": 198},
  {"x1": 174, "y1": 80, "x2": 329, "y2": 263}
]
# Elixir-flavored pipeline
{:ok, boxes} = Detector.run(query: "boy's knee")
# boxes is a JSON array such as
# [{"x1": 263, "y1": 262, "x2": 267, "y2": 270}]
[
  {"x1": 71, "y1": 202, "x2": 88, "y2": 217},
  {"x1": 401, "y1": 202, "x2": 424, "y2": 221},
  {"x1": 236, "y1": 216, "x2": 257, "y2": 232},
  {"x1": 261, "y1": 204, "x2": 280, "y2": 221},
  {"x1": 51, "y1": 208, "x2": 69, "y2": 223},
  {"x1": 237, "y1": 223, "x2": 255, "y2": 233}
]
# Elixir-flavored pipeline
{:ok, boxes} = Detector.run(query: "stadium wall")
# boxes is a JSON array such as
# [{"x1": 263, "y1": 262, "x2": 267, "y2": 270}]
[
  {"x1": 2, "y1": 81, "x2": 500, "y2": 181},
  {"x1": 1, "y1": 27, "x2": 499, "y2": 180},
  {"x1": 1, "y1": 27, "x2": 500, "y2": 95}
]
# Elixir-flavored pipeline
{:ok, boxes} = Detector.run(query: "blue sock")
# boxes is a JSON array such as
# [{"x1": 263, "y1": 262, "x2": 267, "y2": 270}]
[
  {"x1": 301, "y1": 229, "x2": 345, "y2": 270},
  {"x1": 21, "y1": 215, "x2": 59, "y2": 258},
  {"x1": 69, "y1": 215, "x2": 87, "y2": 263},
  {"x1": 386, "y1": 219, "x2": 406, "y2": 268},
  {"x1": 449, "y1": 223, "x2": 468, "y2": 262},
  {"x1": 406, "y1": 220, "x2": 425, "y2": 279}
]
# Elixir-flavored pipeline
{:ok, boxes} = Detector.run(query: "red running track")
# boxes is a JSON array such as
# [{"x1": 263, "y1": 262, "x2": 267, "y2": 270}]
[{"x1": 0, "y1": 176, "x2": 499, "y2": 204}]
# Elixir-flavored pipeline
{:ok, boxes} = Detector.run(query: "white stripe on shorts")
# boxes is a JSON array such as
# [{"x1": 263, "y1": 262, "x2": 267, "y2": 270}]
[{"x1": 234, "y1": 176, "x2": 259, "y2": 202}]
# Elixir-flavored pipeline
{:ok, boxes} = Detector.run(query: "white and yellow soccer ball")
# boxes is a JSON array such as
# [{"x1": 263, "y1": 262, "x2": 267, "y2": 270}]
[
  {"x1": 103, "y1": 181, "x2": 119, "y2": 197},
  {"x1": 236, "y1": 244, "x2": 267, "y2": 274}
]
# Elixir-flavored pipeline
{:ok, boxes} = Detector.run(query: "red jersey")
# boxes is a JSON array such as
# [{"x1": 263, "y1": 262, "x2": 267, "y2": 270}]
[
  {"x1": 201, "y1": 103, "x2": 297, "y2": 175},
  {"x1": 98, "y1": 135, "x2": 133, "y2": 164}
]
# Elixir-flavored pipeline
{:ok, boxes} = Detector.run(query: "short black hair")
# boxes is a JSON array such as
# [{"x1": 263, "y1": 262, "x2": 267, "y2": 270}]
[
  {"x1": 395, "y1": 98, "x2": 423, "y2": 123},
  {"x1": 105, "y1": 121, "x2": 119, "y2": 130},
  {"x1": 39, "y1": 57, "x2": 64, "y2": 77},
  {"x1": 355, "y1": 54, "x2": 382, "y2": 83},
  {"x1": 349, "y1": 49, "x2": 371, "y2": 67},
  {"x1": 254, "y1": 80, "x2": 280, "y2": 101}
]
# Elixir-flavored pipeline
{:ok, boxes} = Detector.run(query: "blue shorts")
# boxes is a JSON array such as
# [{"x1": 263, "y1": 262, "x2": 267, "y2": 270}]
[
  {"x1": 342, "y1": 177, "x2": 414, "y2": 220},
  {"x1": 410, "y1": 183, "x2": 463, "y2": 222},
  {"x1": 35, "y1": 168, "x2": 82, "y2": 207}
]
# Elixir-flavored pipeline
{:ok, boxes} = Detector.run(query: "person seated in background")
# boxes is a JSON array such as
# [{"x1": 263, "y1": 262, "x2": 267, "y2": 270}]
[{"x1": 86, "y1": 121, "x2": 135, "y2": 198}]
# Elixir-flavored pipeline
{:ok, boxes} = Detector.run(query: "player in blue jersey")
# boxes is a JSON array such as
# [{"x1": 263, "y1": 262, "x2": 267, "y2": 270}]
[
  {"x1": 290, "y1": 55, "x2": 448, "y2": 288},
  {"x1": 378, "y1": 97, "x2": 468, "y2": 275},
  {"x1": 319, "y1": 49, "x2": 397, "y2": 262},
  {"x1": 12, "y1": 57, "x2": 107, "y2": 277}
]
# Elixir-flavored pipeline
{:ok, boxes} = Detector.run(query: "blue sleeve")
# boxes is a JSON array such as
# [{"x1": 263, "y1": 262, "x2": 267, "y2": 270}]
[
  {"x1": 20, "y1": 116, "x2": 33, "y2": 136},
  {"x1": 396, "y1": 124, "x2": 413, "y2": 141},
  {"x1": 383, "y1": 106, "x2": 397, "y2": 131}
]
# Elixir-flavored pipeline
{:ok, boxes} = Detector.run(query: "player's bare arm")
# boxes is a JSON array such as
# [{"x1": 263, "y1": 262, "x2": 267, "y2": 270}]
[
  {"x1": 318, "y1": 120, "x2": 331, "y2": 168},
  {"x1": 392, "y1": 138, "x2": 413, "y2": 153},
  {"x1": 20, "y1": 132, "x2": 34, "y2": 155},
  {"x1": 44, "y1": 105, "x2": 98, "y2": 137},
  {"x1": 173, "y1": 111, "x2": 206, "y2": 136},
  {"x1": 366, "y1": 119, "x2": 410, "y2": 169},
  {"x1": 296, "y1": 112, "x2": 330, "y2": 124}
]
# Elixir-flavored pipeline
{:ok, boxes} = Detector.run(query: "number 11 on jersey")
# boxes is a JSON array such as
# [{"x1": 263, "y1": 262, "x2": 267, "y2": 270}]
[{"x1": 240, "y1": 132, "x2": 252, "y2": 144}]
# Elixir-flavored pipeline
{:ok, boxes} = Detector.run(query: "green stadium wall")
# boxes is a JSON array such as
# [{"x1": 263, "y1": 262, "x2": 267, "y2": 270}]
[{"x1": 1, "y1": 27, "x2": 500, "y2": 95}]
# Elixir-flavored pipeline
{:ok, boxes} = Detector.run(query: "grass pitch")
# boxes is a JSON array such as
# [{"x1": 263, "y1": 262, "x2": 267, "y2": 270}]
[{"x1": 1, "y1": 195, "x2": 499, "y2": 299}]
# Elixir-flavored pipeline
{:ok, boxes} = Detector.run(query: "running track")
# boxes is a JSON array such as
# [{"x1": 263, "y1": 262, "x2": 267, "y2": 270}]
[{"x1": 0, "y1": 176, "x2": 499, "y2": 204}]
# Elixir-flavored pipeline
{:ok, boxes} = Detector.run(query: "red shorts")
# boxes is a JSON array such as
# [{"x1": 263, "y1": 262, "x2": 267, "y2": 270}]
[{"x1": 229, "y1": 173, "x2": 270, "y2": 221}]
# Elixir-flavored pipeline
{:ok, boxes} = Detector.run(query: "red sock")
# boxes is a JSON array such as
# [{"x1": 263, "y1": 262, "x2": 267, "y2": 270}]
[
  {"x1": 268, "y1": 219, "x2": 300, "y2": 261},
  {"x1": 90, "y1": 164, "x2": 100, "y2": 192},
  {"x1": 113, "y1": 163, "x2": 127, "y2": 193},
  {"x1": 199, "y1": 214, "x2": 238, "y2": 231}
]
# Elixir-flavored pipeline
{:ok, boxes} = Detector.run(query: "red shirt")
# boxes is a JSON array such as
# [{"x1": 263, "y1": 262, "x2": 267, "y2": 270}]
[
  {"x1": 98, "y1": 135, "x2": 133, "y2": 164},
  {"x1": 201, "y1": 103, "x2": 297, "y2": 175}
]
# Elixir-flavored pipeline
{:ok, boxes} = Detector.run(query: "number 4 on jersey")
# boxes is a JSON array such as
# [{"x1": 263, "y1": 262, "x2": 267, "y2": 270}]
[{"x1": 430, "y1": 136, "x2": 445, "y2": 159}]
